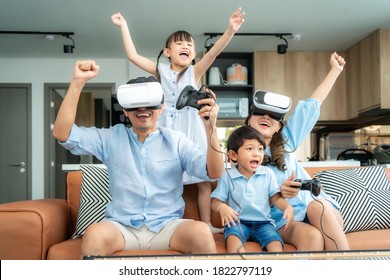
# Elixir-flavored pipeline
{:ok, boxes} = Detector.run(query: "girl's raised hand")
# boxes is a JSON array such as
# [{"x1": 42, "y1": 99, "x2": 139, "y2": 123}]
[{"x1": 229, "y1": 7, "x2": 245, "y2": 33}]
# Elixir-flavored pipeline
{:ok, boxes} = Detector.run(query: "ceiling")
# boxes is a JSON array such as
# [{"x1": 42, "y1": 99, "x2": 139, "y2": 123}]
[{"x1": 1, "y1": 0, "x2": 390, "y2": 59}]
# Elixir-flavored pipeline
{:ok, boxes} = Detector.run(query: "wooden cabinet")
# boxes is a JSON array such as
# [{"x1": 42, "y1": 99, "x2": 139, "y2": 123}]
[
  {"x1": 346, "y1": 28, "x2": 390, "y2": 117},
  {"x1": 203, "y1": 37, "x2": 390, "y2": 128},
  {"x1": 254, "y1": 51, "x2": 347, "y2": 121}
]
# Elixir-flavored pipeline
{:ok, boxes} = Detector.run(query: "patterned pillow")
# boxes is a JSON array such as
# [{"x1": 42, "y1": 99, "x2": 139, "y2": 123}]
[
  {"x1": 71, "y1": 165, "x2": 111, "y2": 239},
  {"x1": 314, "y1": 166, "x2": 390, "y2": 233}
]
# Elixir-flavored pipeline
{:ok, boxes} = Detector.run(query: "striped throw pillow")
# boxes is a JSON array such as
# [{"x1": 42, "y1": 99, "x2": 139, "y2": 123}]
[
  {"x1": 315, "y1": 166, "x2": 390, "y2": 233},
  {"x1": 71, "y1": 165, "x2": 111, "y2": 239}
]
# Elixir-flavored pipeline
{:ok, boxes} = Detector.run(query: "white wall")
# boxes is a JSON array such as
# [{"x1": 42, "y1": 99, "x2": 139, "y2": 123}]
[{"x1": 0, "y1": 58, "x2": 131, "y2": 199}]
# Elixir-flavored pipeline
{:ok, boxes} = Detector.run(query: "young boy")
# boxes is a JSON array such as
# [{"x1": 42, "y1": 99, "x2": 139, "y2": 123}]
[{"x1": 211, "y1": 126, "x2": 293, "y2": 253}]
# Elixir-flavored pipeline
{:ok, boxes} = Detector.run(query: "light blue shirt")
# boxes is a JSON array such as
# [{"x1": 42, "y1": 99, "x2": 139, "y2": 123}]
[
  {"x1": 211, "y1": 165, "x2": 280, "y2": 224},
  {"x1": 60, "y1": 124, "x2": 210, "y2": 232},
  {"x1": 267, "y1": 98, "x2": 340, "y2": 229}
]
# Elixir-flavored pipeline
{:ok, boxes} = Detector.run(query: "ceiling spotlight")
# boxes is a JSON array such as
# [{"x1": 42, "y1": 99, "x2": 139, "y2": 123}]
[
  {"x1": 204, "y1": 35, "x2": 216, "y2": 52},
  {"x1": 63, "y1": 35, "x2": 75, "y2": 54},
  {"x1": 0, "y1": 31, "x2": 75, "y2": 53},
  {"x1": 277, "y1": 36, "x2": 288, "y2": 54},
  {"x1": 204, "y1": 32, "x2": 293, "y2": 54}
]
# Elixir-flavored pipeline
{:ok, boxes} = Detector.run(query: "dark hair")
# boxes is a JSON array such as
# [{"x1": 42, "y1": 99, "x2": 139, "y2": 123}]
[
  {"x1": 156, "y1": 30, "x2": 196, "y2": 82},
  {"x1": 227, "y1": 126, "x2": 266, "y2": 160},
  {"x1": 127, "y1": 76, "x2": 158, "y2": 84},
  {"x1": 245, "y1": 114, "x2": 287, "y2": 170}
]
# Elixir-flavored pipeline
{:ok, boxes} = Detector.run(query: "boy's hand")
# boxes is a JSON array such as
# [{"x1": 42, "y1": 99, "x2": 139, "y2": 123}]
[
  {"x1": 218, "y1": 203, "x2": 239, "y2": 228},
  {"x1": 282, "y1": 205, "x2": 294, "y2": 231}
]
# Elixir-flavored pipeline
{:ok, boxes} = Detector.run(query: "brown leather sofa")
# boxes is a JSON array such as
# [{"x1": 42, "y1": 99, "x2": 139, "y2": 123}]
[{"x1": 1, "y1": 167, "x2": 390, "y2": 260}]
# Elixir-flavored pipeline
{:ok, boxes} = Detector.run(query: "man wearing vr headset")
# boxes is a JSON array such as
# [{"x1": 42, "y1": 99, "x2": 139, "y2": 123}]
[
  {"x1": 246, "y1": 52, "x2": 350, "y2": 251},
  {"x1": 53, "y1": 60, "x2": 224, "y2": 258}
]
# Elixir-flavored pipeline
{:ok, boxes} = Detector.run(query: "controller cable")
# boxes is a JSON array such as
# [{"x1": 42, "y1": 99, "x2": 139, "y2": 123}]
[{"x1": 307, "y1": 182, "x2": 339, "y2": 251}]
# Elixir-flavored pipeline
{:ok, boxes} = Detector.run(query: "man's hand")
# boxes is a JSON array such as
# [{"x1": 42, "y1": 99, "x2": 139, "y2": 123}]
[
  {"x1": 74, "y1": 60, "x2": 100, "y2": 82},
  {"x1": 198, "y1": 88, "x2": 219, "y2": 126}
]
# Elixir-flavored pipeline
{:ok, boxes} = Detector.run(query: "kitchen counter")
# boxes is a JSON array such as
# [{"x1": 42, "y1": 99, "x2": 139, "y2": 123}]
[
  {"x1": 299, "y1": 160, "x2": 361, "y2": 168},
  {"x1": 62, "y1": 164, "x2": 106, "y2": 171},
  {"x1": 62, "y1": 161, "x2": 361, "y2": 172}
]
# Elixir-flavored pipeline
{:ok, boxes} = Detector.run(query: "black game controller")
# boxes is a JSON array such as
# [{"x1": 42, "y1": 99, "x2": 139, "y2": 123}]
[
  {"x1": 176, "y1": 85, "x2": 212, "y2": 111},
  {"x1": 293, "y1": 178, "x2": 321, "y2": 196}
]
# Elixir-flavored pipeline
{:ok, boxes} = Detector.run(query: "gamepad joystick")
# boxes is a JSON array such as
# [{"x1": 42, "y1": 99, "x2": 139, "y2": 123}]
[
  {"x1": 293, "y1": 178, "x2": 321, "y2": 196},
  {"x1": 176, "y1": 85, "x2": 212, "y2": 111}
]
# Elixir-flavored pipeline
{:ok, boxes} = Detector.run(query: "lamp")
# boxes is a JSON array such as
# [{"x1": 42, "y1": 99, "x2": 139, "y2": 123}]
[
  {"x1": 204, "y1": 32, "x2": 293, "y2": 54},
  {"x1": 0, "y1": 31, "x2": 75, "y2": 54},
  {"x1": 63, "y1": 35, "x2": 75, "y2": 54},
  {"x1": 204, "y1": 36, "x2": 214, "y2": 52},
  {"x1": 277, "y1": 36, "x2": 288, "y2": 54}
]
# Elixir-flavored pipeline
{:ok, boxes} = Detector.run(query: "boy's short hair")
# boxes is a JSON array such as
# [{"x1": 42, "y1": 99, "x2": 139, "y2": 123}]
[{"x1": 227, "y1": 126, "x2": 266, "y2": 154}]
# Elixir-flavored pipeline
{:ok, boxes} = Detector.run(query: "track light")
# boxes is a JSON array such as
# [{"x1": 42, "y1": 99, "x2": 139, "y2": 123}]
[
  {"x1": 204, "y1": 32, "x2": 292, "y2": 54},
  {"x1": 0, "y1": 31, "x2": 75, "y2": 54},
  {"x1": 277, "y1": 36, "x2": 288, "y2": 54},
  {"x1": 204, "y1": 35, "x2": 215, "y2": 52},
  {"x1": 63, "y1": 35, "x2": 75, "y2": 54}
]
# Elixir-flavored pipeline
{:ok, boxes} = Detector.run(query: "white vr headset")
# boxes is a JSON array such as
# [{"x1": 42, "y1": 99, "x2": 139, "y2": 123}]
[
  {"x1": 116, "y1": 80, "x2": 164, "y2": 111},
  {"x1": 251, "y1": 90, "x2": 292, "y2": 121}
]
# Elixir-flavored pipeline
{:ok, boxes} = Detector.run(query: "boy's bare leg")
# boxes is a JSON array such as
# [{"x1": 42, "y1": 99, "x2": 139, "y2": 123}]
[
  {"x1": 226, "y1": 235, "x2": 245, "y2": 253},
  {"x1": 265, "y1": 241, "x2": 283, "y2": 252}
]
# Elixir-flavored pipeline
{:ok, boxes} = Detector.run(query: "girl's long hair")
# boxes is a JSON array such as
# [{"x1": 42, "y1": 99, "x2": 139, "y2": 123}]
[{"x1": 156, "y1": 30, "x2": 196, "y2": 83}]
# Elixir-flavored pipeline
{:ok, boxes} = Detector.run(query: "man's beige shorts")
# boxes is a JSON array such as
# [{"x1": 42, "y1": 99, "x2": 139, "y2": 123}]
[{"x1": 110, "y1": 219, "x2": 192, "y2": 250}]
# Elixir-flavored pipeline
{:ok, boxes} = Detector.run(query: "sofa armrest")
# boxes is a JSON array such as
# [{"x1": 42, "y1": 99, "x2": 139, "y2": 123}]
[{"x1": 0, "y1": 199, "x2": 69, "y2": 260}]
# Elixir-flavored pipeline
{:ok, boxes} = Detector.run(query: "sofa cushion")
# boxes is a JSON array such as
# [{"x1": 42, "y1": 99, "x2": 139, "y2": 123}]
[
  {"x1": 71, "y1": 165, "x2": 111, "y2": 239},
  {"x1": 315, "y1": 166, "x2": 390, "y2": 233}
]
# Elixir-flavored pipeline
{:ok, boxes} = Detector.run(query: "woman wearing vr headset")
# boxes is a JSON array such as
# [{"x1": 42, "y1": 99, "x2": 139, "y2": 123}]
[
  {"x1": 112, "y1": 8, "x2": 245, "y2": 234},
  {"x1": 246, "y1": 52, "x2": 350, "y2": 251}
]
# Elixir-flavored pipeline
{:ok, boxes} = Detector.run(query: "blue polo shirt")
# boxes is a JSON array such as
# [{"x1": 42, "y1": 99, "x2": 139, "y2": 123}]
[{"x1": 211, "y1": 165, "x2": 280, "y2": 225}]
